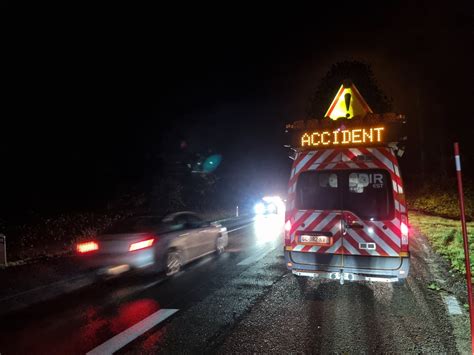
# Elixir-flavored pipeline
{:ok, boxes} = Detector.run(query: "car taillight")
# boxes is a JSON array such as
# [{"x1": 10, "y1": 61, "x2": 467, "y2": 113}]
[
  {"x1": 77, "y1": 241, "x2": 99, "y2": 253},
  {"x1": 129, "y1": 238, "x2": 155, "y2": 252}
]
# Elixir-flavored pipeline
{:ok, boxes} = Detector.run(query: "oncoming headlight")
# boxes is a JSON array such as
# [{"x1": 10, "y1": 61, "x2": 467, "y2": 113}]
[
  {"x1": 254, "y1": 202, "x2": 266, "y2": 215},
  {"x1": 267, "y1": 203, "x2": 277, "y2": 213}
]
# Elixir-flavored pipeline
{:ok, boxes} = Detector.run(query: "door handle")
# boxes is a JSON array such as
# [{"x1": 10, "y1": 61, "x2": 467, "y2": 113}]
[{"x1": 346, "y1": 222, "x2": 364, "y2": 229}]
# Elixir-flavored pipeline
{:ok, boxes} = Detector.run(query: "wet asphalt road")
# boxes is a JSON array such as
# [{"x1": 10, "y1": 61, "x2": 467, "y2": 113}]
[{"x1": 0, "y1": 214, "x2": 470, "y2": 354}]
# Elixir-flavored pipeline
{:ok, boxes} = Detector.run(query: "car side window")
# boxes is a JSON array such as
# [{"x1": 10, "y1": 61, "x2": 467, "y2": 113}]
[
  {"x1": 175, "y1": 215, "x2": 187, "y2": 226},
  {"x1": 185, "y1": 214, "x2": 203, "y2": 228}
]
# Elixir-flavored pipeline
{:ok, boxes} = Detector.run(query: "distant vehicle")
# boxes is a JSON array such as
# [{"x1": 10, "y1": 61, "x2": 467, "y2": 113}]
[
  {"x1": 76, "y1": 212, "x2": 228, "y2": 277},
  {"x1": 254, "y1": 196, "x2": 283, "y2": 215}
]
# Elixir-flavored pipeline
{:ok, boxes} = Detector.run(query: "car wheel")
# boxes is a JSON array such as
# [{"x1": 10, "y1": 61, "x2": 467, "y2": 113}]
[
  {"x1": 215, "y1": 236, "x2": 225, "y2": 255},
  {"x1": 166, "y1": 250, "x2": 181, "y2": 276}
]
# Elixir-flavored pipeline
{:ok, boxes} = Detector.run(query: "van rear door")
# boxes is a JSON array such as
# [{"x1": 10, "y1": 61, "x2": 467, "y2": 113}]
[
  {"x1": 291, "y1": 171, "x2": 344, "y2": 267},
  {"x1": 291, "y1": 168, "x2": 402, "y2": 268},
  {"x1": 341, "y1": 169, "x2": 402, "y2": 262}
]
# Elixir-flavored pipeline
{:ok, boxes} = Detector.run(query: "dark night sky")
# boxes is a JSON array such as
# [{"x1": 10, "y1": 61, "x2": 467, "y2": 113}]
[{"x1": 2, "y1": 2, "x2": 474, "y2": 219}]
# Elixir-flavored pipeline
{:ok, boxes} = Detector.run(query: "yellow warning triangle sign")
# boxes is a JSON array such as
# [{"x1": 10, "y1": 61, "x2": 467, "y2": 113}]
[{"x1": 325, "y1": 81, "x2": 373, "y2": 120}]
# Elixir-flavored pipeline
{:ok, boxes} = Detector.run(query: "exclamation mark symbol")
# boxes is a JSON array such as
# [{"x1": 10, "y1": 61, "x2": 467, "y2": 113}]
[{"x1": 344, "y1": 93, "x2": 351, "y2": 118}]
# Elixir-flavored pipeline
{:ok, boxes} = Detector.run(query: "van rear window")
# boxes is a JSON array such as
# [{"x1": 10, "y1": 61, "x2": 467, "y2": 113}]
[{"x1": 295, "y1": 169, "x2": 394, "y2": 220}]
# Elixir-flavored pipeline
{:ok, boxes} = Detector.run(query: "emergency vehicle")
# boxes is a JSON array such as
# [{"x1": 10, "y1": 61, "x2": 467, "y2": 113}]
[{"x1": 284, "y1": 81, "x2": 409, "y2": 284}]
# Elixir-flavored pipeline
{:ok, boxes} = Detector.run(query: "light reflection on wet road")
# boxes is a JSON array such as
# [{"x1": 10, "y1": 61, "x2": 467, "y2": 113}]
[{"x1": 0, "y1": 214, "x2": 285, "y2": 354}]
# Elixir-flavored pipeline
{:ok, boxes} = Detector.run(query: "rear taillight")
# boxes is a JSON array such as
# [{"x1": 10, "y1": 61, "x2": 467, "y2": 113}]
[
  {"x1": 129, "y1": 238, "x2": 155, "y2": 252},
  {"x1": 401, "y1": 222, "x2": 409, "y2": 237},
  {"x1": 77, "y1": 241, "x2": 99, "y2": 253},
  {"x1": 401, "y1": 214, "x2": 409, "y2": 249}
]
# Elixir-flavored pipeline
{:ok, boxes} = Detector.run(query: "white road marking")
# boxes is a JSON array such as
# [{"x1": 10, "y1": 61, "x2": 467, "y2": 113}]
[
  {"x1": 86, "y1": 308, "x2": 178, "y2": 355},
  {"x1": 227, "y1": 224, "x2": 252, "y2": 234},
  {"x1": 237, "y1": 245, "x2": 278, "y2": 266},
  {"x1": 443, "y1": 295, "x2": 463, "y2": 315}
]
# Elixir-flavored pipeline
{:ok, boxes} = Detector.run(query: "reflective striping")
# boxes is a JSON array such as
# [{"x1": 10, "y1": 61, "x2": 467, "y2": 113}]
[
  {"x1": 320, "y1": 221, "x2": 343, "y2": 254},
  {"x1": 314, "y1": 151, "x2": 342, "y2": 170},
  {"x1": 455, "y1": 155, "x2": 461, "y2": 171},
  {"x1": 311, "y1": 213, "x2": 339, "y2": 233},
  {"x1": 374, "y1": 147, "x2": 398, "y2": 171},
  {"x1": 287, "y1": 147, "x2": 405, "y2": 258},
  {"x1": 307, "y1": 149, "x2": 337, "y2": 169},
  {"x1": 342, "y1": 231, "x2": 364, "y2": 255},
  {"x1": 290, "y1": 183, "x2": 296, "y2": 193},
  {"x1": 290, "y1": 211, "x2": 314, "y2": 242},
  {"x1": 294, "y1": 152, "x2": 314, "y2": 175},
  {"x1": 289, "y1": 151, "x2": 328, "y2": 187},
  {"x1": 295, "y1": 213, "x2": 321, "y2": 231},
  {"x1": 342, "y1": 150, "x2": 369, "y2": 169},
  {"x1": 296, "y1": 150, "x2": 328, "y2": 175},
  {"x1": 345, "y1": 210, "x2": 401, "y2": 253},
  {"x1": 394, "y1": 164, "x2": 400, "y2": 178},
  {"x1": 394, "y1": 200, "x2": 400, "y2": 212},
  {"x1": 365, "y1": 162, "x2": 378, "y2": 169},
  {"x1": 344, "y1": 162, "x2": 361, "y2": 169},
  {"x1": 371, "y1": 221, "x2": 401, "y2": 247},
  {"x1": 293, "y1": 151, "x2": 309, "y2": 171},
  {"x1": 364, "y1": 229, "x2": 399, "y2": 256},
  {"x1": 360, "y1": 147, "x2": 402, "y2": 188},
  {"x1": 315, "y1": 149, "x2": 336, "y2": 166},
  {"x1": 292, "y1": 245, "x2": 305, "y2": 252},
  {"x1": 368, "y1": 148, "x2": 396, "y2": 174},
  {"x1": 320, "y1": 162, "x2": 338, "y2": 170},
  {"x1": 326, "y1": 238, "x2": 342, "y2": 253},
  {"x1": 346, "y1": 229, "x2": 380, "y2": 256},
  {"x1": 342, "y1": 238, "x2": 361, "y2": 255},
  {"x1": 343, "y1": 211, "x2": 400, "y2": 256},
  {"x1": 302, "y1": 211, "x2": 331, "y2": 232},
  {"x1": 393, "y1": 198, "x2": 407, "y2": 213},
  {"x1": 295, "y1": 152, "x2": 317, "y2": 175},
  {"x1": 384, "y1": 220, "x2": 404, "y2": 241}
]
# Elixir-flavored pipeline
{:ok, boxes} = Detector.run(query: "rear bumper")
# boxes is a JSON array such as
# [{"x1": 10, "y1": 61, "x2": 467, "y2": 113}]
[
  {"x1": 285, "y1": 250, "x2": 410, "y2": 282},
  {"x1": 78, "y1": 249, "x2": 157, "y2": 275}
]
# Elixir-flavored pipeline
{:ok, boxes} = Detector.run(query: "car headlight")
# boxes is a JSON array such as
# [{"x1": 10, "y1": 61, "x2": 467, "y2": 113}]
[
  {"x1": 254, "y1": 202, "x2": 266, "y2": 215},
  {"x1": 267, "y1": 203, "x2": 277, "y2": 213}
]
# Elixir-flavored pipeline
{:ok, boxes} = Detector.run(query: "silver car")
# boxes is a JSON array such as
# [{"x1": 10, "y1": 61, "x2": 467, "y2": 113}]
[{"x1": 77, "y1": 212, "x2": 228, "y2": 277}]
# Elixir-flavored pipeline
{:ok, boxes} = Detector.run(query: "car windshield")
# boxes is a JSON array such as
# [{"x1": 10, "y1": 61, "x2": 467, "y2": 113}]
[
  {"x1": 103, "y1": 216, "x2": 161, "y2": 234},
  {"x1": 296, "y1": 169, "x2": 394, "y2": 220}
]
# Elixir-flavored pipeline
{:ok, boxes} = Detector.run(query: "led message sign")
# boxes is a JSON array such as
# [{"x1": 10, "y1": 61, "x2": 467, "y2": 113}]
[{"x1": 301, "y1": 127, "x2": 384, "y2": 147}]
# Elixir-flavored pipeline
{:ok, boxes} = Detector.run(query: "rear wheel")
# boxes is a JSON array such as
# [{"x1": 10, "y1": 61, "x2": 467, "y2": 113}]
[
  {"x1": 166, "y1": 250, "x2": 181, "y2": 276},
  {"x1": 393, "y1": 278, "x2": 407, "y2": 287},
  {"x1": 215, "y1": 236, "x2": 225, "y2": 255}
]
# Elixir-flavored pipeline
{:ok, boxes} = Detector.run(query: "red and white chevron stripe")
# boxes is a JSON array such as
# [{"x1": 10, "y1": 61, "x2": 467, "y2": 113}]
[{"x1": 285, "y1": 147, "x2": 408, "y2": 257}]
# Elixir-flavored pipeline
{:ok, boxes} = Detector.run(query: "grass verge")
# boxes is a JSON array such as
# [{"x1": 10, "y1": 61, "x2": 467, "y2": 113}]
[{"x1": 410, "y1": 212, "x2": 474, "y2": 274}]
